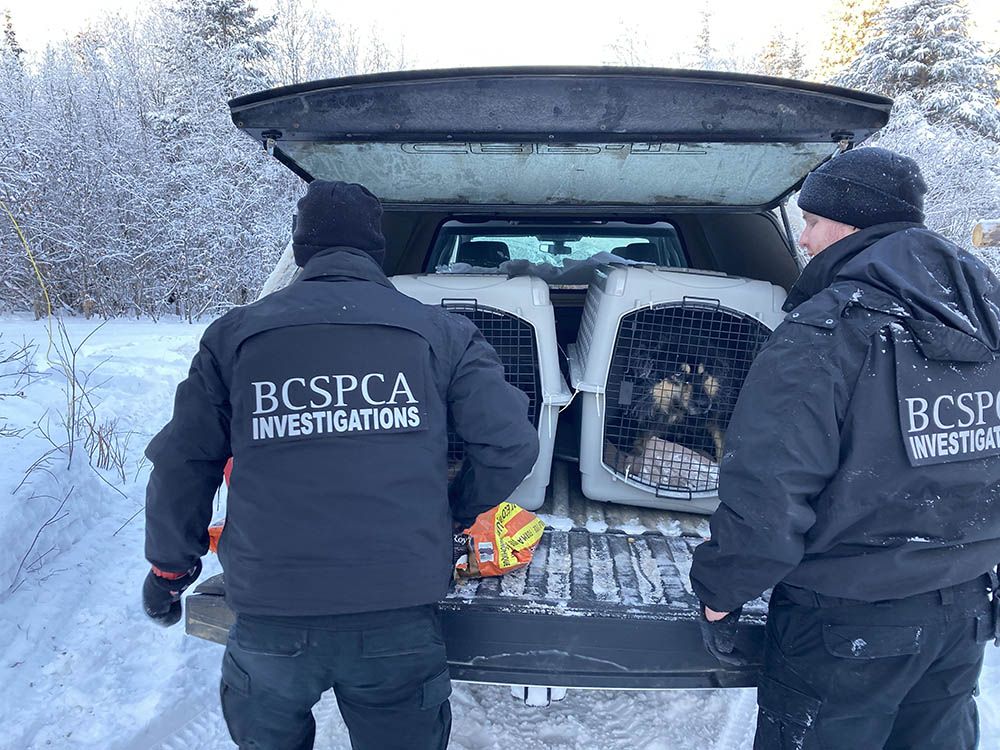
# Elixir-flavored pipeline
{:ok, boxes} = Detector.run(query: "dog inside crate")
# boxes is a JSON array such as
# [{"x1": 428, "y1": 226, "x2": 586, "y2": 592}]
[{"x1": 603, "y1": 304, "x2": 769, "y2": 494}]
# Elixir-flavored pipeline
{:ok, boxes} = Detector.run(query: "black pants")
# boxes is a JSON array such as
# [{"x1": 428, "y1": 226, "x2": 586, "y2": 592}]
[
  {"x1": 754, "y1": 577, "x2": 995, "y2": 749},
  {"x1": 220, "y1": 604, "x2": 452, "y2": 750}
]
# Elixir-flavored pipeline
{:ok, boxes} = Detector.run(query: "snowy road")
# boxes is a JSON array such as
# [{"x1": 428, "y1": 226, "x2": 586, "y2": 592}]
[{"x1": 0, "y1": 317, "x2": 997, "y2": 749}]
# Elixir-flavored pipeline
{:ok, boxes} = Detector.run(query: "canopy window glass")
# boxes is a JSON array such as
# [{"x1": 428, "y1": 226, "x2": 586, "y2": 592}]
[{"x1": 276, "y1": 141, "x2": 838, "y2": 208}]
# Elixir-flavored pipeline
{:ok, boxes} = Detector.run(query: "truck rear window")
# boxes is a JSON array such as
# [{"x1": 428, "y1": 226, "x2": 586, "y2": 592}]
[{"x1": 429, "y1": 223, "x2": 686, "y2": 274}]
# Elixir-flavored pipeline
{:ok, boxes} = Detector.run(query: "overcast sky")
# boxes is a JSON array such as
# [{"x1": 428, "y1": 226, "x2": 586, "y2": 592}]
[{"x1": 5, "y1": 0, "x2": 999, "y2": 71}]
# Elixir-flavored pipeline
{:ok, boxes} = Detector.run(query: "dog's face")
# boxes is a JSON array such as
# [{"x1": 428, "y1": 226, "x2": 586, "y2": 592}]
[{"x1": 651, "y1": 362, "x2": 722, "y2": 421}]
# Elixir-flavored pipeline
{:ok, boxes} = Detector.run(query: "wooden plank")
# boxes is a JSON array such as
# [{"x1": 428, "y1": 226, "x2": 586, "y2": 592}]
[
  {"x1": 185, "y1": 594, "x2": 232, "y2": 646},
  {"x1": 973, "y1": 219, "x2": 1000, "y2": 247}
]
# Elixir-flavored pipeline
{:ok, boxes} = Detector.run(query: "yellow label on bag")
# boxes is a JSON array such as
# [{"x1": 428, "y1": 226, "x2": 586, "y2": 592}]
[{"x1": 455, "y1": 501, "x2": 546, "y2": 578}]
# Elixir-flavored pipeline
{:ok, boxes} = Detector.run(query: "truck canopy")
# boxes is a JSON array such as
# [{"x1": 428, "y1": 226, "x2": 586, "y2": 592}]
[{"x1": 229, "y1": 67, "x2": 893, "y2": 210}]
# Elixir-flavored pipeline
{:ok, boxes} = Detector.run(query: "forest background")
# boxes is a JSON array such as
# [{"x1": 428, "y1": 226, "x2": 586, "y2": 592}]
[{"x1": 0, "y1": 0, "x2": 997, "y2": 321}]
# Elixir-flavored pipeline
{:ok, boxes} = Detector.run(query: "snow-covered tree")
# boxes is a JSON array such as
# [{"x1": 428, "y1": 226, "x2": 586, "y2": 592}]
[
  {"x1": 0, "y1": 3, "x2": 295, "y2": 318},
  {"x1": 0, "y1": 0, "x2": 412, "y2": 319},
  {"x1": 837, "y1": 0, "x2": 1000, "y2": 137},
  {"x1": 606, "y1": 20, "x2": 653, "y2": 67},
  {"x1": 360, "y1": 28, "x2": 408, "y2": 74},
  {"x1": 168, "y1": 0, "x2": 274, "y2": 97},
  {"x1": 695, "y1": 10, "x2": 714, "y2": 69},
  {"x1": 604, "y1": 10, "x2": 753, "y2": 72},
  {"x1": 0, "y1": 12, "x2": 33, "y2": 311},
  {"x1": 267, "y1": 0, "x2": 342, "y2": 85},
  {"x1": 758, "y1": 32, "x2": 808, "y2": 79},
  {"x1": 817, "y1": 0, "x2": 888, "y2": 81},
  {"x1": 266, "y1": 0, "x2": 406, "y2": 85},
  {"x1": 856, "y1": 94, "x2": 1000, "y2": 272},
  {"x1": 784, "y1": 38, "x2": 806, "y2": 79},
  {"x1": 1, "y1": 9, "x2": 23, "y2": 64}
]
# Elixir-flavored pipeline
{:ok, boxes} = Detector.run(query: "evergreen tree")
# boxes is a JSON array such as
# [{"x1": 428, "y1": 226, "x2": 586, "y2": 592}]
[
  {"x1": 817, "y1": 0, "x2": 888, "y2": 80},
  {"x1": 690, "y1": 9, "x2": 752, "y2": 72},
  {"x1": 159, "y1": 0, "x2": 274, "y2": 107},
  {"x1": 838, "y1": 0, "x2": 999, "y2": 136},
  {"x1": 1, "y1": 9, "x2": 22, "y2": 63},
  {"x1": 758, "y1": 32, "x2": 807, "y2": 79},
  {"x1": 784, "y1": 38, "x2": 807, "y2": 79},
  {"x1": 695, "y1": 10, "x2": 714, "y2": 69},
  {"x1": 758, "y1": 34, "x2": 787, "y2": 77}
]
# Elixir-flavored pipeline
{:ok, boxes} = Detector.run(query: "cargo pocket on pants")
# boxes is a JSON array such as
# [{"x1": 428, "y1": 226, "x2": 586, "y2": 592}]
[
  {"x1": 756, "y1": 674, "x2": 821, "y2": 749},
  {"x1": 420, "y1": 669, "x2": 452, "y2": 710},
  {"x1": 222, "y1": 650, "x2": 251, "y2": 697}
]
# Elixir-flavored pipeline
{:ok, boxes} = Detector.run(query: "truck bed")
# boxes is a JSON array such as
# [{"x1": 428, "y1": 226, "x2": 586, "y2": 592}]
[{"x1": 186, "y1": 462, "x2": 765, "y2": 689}]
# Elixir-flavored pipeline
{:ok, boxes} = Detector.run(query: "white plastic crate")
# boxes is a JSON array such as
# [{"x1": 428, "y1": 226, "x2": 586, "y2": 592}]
[
  {"x1": 390, "y1": 274, "x2": 572, "y2": 510},
  {"x1": 568, "y1": 266, "x2": 787, "y2": 514}
]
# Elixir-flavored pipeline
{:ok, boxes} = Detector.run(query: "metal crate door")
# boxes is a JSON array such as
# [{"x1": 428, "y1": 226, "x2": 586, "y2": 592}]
[
  {"x1": 602, "y1": 302, "x2": 772, "y2": 497},
  {"x1": 444, "y1": 304, "x2": 541, "y2": 478}
]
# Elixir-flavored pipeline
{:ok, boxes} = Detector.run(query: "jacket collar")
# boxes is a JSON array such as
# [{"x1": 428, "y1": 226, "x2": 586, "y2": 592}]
[
  {"x1": 297, "y1": 246, "x2": 394, "y2": 289},
  {"x1": 783, "y1": 222, "x2": 924, "y2": 312}
]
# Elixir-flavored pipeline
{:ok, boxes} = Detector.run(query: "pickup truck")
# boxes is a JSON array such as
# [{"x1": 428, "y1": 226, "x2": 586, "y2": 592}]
[{"x1": 185, "y1": 67, "x2": 893, "y2": 697}]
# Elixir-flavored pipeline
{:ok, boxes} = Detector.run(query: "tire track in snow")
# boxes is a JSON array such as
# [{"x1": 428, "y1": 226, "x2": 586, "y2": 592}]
[
  {"x1": 712, "y1": 688, "x2": 757, "y2": 750},
  {"x1": 151, "y1": 704, "x2": 228, "y2": 750},
  {"x1": 144, "y1": 690, "x2": 350, "y2": 750}
]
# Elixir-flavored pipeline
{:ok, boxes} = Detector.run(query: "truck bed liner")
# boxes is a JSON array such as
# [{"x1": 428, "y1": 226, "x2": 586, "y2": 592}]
[
  {"x1": 186, "y1": 463, "x2": 765, "y2": 689},
  {"x1": 443, "y1": 463, "x2": 765, "y2": 622}
]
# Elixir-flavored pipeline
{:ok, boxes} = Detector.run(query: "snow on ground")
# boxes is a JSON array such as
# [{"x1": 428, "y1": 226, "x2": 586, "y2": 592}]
[{"x1": 0, "y1": 316, "x2": 997, "y2": 750}]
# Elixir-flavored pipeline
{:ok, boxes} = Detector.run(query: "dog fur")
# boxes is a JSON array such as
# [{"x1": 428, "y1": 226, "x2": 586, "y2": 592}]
[{"x1": 607, "y1": 348, "x2": 733, "y2": 463}]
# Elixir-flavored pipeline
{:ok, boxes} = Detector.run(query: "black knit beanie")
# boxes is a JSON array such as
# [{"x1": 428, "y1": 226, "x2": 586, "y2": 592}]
[
  {"x1": 292, "y1": 180, "x2": 386, "y2": 267},
  {"x1": 797, "y1": 147, "x2": 927, "y2": 229}
]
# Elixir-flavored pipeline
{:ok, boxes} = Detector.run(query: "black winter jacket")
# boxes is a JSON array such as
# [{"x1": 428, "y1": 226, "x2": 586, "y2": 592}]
[
  {"x1": 691, "y1": 223, "x2": 1000, "y2": 612},
  {"x1": 145, "y1": 247, "x2": 539, "y2": 616}
]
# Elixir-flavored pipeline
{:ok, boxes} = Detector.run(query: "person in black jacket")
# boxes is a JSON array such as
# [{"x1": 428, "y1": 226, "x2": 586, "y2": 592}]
[
  {"x1": 691, "y1": 147, "x2": 1000, "y2": 749},
  {"x1": 141, "y1": 180, "x2": 539, "y2": 750}
]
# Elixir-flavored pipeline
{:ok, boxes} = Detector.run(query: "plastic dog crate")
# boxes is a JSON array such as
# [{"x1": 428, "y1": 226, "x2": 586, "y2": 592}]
[
  {"x1": 568, "y1": 266, "x2": 787, "y2": 513},
  {"x1": 390, "y1": 274, "x2": 572, "y2": 510}
]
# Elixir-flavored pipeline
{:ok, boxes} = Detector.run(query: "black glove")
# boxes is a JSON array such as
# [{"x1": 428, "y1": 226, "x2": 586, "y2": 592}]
[
  {"x1": 142, "y1": 559, "x2": 202, "y2": 627},
  {"x1": 699, "y1": 604, "x2": 747, "y2": 666}
]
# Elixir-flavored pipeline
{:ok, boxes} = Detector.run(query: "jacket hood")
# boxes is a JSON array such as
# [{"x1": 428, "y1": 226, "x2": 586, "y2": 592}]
[{"x1": 786, "y1": 224, "x2": 1000, "y2": 362}]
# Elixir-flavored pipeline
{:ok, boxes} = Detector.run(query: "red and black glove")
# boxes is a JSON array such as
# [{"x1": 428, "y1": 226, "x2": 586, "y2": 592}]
[{"x1": 142, "y1": 559, "x2": 202, "y2": 627}]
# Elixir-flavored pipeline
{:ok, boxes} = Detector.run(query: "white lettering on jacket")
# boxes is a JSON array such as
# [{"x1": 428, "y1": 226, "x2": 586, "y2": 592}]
[
  {"x1": 906, "y1": 390, "x2": 1000, "y2": 433},
  {"x1": 248, "y1": 371, "x2": 424, "y2": 442},
  {"x1": 251, "y1": 372, "x2": 419, "y2": 411}
]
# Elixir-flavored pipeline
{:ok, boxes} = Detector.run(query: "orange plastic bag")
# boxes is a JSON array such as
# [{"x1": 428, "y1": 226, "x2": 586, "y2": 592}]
[
  {"x1": 207, "y1": 458, "x2": 234, "y2": 554},
  {"x1": 208, "y1": 521, "x2": 225, "y2": 554},
  {"x1": 454, "y1": 502, "x2": 546, "y2": 579}
]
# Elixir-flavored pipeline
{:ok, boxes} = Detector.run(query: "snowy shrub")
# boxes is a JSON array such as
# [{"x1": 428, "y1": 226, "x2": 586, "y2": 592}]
[
  {"x1": 0, "y1": 334, "x2": 36, "y2": 438},
  {"x1": 868, "y1": 96, "x2": 1000, "y2": 264},
  {"x1": 0, "y1": 0, "x2": 403, "y2": 320}
]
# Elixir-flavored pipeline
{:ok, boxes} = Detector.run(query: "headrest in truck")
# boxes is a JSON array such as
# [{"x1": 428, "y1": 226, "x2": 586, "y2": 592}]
[
  {"x1": 611, "y1": 242, "x2": 659, "y2": 264},
  {"x1": 455, "y1": 241, "x2": 511, "y2": 268}
]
